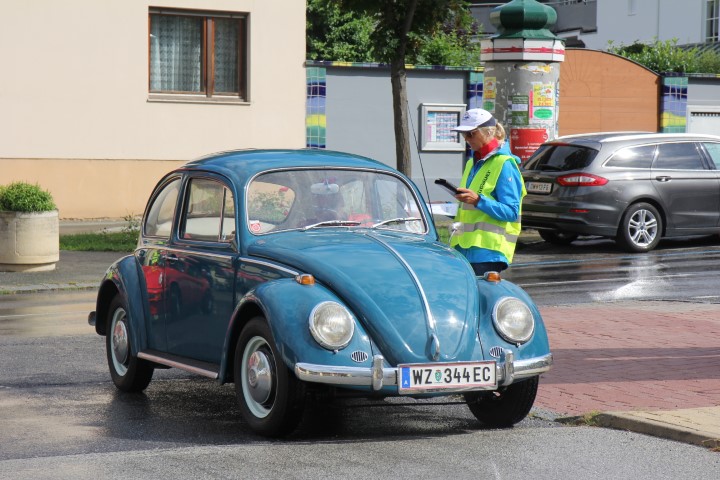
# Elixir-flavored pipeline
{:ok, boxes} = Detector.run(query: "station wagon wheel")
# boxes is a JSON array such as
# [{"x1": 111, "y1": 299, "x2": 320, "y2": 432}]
[
  {"x1": 538, "y1": 230, "x2": 579, "y2": 245},
  {"x1": 105, "y1": 294, "x2": 154, "y2": 392},
  {"x1": 616, "y1": 202, "x2": 662, "y2": 253},
  {"x1": 235, "y1": 317, "x2": 306, "y2": 437},
  {"x1": 464, "y1": 376, "x2": 538, "y2": 428}
]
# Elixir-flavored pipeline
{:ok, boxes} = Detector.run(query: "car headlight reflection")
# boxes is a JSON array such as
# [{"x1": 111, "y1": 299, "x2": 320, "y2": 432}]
[
  {"x1": 309, "y1": 301, "x2": 355, "y2": 350},
  {"x1": 492, "y1": 297, "x2": 535, "y2": 344}
]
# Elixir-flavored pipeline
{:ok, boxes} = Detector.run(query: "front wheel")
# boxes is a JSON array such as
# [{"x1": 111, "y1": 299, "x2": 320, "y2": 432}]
[
  {"x1": 106, "y1": 294, "x2": 154, "y2": 392},
  {"x1": 234, "y1": 317, "x2": 306, "y2": 437},
  {"x1": 616, "y1": 202, "x2": 662, "y2": 253},
  {"x1": 464, "y1": 377, "x2": 539, "y2": 428}
]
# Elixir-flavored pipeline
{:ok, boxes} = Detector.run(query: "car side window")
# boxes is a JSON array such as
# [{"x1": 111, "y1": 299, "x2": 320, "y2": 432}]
[
  {"x1": 653, "y1": 143, "x2": 706, "y2": 170},
  {"x1": 181, "y1": 178, "x2": 236, "y2": 243},
  {"x1": 702, "y1": 142, "x2": 720, "y2": 169},
  {"x1": 144, "y1": 178, "x2": 181, "y2": 238},
  {"x1": 605, "y1": 145, "x2": 656, "y2": 168}
]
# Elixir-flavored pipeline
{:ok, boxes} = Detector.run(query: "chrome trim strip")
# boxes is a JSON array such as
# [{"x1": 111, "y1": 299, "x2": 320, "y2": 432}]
[
  {"x1": 161, "y1": 246, "x2": 234, "y2": 261},
  {"x1": 238, "y1": 257, "x2": 299, "y2": 276},
  {"x1": 137, "y1": 352, "x2": 219, "y2": 379},
  {"x1": 294, "y1": 352, "x2": 553, "y2": 391}
]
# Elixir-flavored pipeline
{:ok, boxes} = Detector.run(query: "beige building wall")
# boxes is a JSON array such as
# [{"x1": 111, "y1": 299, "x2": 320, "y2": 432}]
[{"x1": 0, "y1": 0, "x2": 307, "y2": 219}]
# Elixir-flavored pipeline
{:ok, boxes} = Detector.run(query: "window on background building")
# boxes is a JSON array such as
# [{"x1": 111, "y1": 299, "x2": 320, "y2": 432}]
[
  {"x1": 707, "y1": 0, "x2": 720, "y2": 42},
  {"x1": 149, "y1": 9, "x2": 247, "y2": 100}
]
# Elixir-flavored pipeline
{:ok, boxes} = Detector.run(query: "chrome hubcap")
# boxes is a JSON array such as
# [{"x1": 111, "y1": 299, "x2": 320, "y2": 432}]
[
  {"x1": 247, "y1": 351, "x2": 273, "y2": 404},
  {"x1": 110, "y1": 309, "x2": 129, "y2": 375},
  {"x1": 242, "y1": 336, "x2": 275, "y2": 418}
]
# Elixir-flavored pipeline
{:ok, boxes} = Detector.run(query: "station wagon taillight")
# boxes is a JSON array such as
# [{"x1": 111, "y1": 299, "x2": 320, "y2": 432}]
[{"x1": 556, "y1": 173, "x2": 608, "y2": 186}]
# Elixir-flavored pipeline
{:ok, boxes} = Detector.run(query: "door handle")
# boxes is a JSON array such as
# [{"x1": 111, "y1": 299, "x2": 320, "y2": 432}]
[
  {"x1": 166, "y1": 254, "x2": 179, "y2": 262},
  {"x1": 655, "y1": 176, "x2": 672, "y2": 182}
]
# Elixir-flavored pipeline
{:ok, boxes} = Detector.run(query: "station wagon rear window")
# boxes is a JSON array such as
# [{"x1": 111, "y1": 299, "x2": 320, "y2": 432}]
[{"x1": 523, "y1": 145, "x2": 599, "y2": 172}]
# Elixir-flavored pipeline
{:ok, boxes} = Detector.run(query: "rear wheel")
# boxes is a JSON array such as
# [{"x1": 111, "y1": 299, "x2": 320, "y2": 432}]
[
  {"x1": 106, "y1": 294, "x2": 154, "y2": 392},
  {"x1": 234, "y1": 317, "x2": 306, "y2": 437},
  {"x1": 464, "y1": 377, "x2": 539, "y2": 428},
  {"x1": 616, "y1": 202, "x2": 662, "y2": 253},
  {"x1": 538, "y1": 230, "x2": 579, "y2": 245}
]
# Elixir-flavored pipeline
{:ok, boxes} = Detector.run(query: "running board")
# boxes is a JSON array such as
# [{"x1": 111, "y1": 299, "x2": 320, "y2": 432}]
[{"x1": 137, "y1": 350, "x2": 219, "y2": 379}]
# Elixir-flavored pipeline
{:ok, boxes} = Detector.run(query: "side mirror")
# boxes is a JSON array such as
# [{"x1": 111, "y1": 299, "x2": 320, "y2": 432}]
[{"x1": 449, "y1": 222, "x2": 461, "y2": 238}]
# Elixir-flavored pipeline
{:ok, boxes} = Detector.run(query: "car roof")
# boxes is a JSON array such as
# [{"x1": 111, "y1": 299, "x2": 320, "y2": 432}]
[
  {"x1": 547, "y1": 131, "x2": 720, "y2": 147},
  {"x1": 178, "y1": 149, "x2": 397, "y2": 184}
]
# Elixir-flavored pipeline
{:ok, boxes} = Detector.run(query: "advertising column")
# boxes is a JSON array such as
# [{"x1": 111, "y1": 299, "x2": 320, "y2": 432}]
[{"x1": 480, "y1": 0, "x2": 565, "y2": 163}]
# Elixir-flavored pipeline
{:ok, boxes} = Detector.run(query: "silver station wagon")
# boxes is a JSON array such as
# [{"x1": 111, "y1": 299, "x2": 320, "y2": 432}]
[{"x1": 521, "y1": 132, "x2": 720, "y2": 252}]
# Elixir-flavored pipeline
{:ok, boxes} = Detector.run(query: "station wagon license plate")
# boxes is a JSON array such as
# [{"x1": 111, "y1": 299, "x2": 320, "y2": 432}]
[
  {"x1": 526, "y1": 181, "x2": 552, "y2": 194},
  {"x1": 398, "y1": 361, "x2": 496, "y2": 394}
]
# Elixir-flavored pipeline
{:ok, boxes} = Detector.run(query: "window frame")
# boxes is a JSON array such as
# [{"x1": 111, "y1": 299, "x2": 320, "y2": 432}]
[
  {"x1": 148, "y1": 8, "x2": 248, "y2": 102},
  {"x1": 179, "y1": 176, "x2": 237, "y2": 245},
  {"x1": 706, "y1": 0, "x2": 719, "y2": 42}
]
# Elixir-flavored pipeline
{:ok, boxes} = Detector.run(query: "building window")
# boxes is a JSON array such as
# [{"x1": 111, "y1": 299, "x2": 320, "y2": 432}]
[
  {"x1": 707, "y1": 0, "x2": 720, "y2": 42},
  {"x1": 149, "y1": 9, "x2": 247, "y2": 100}
]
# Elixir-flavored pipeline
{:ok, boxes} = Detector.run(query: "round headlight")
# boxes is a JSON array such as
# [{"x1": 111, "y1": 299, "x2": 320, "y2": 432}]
[
  {"x1": 309, "y1": 301, "x2": 355, "y2": 350},
  {"x1": 492, "y1": 297, "x2": 535, "y2": 344}
]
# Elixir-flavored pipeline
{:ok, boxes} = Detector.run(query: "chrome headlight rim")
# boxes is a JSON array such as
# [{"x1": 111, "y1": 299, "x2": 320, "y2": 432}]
[
  {"x1": 491, "y1": 296, "x2": 535, "y2": 345},
  {"x1": 308, "y1": 301, "x2": 355, "y2": 350}
]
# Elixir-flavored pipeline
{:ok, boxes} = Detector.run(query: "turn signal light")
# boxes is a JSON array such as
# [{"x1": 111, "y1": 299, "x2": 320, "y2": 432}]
[
  {"x1": 484, "y1": 271, "x2": 501, "y2": 283},
  {"x1": 296, "y1": 274, "x2": 315, "y2": 286}
]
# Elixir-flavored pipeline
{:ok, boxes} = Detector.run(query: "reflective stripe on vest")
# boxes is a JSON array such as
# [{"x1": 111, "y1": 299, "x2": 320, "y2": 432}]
[{"x1": 450, "y1": 154, "x2": 526, "y2": 262}]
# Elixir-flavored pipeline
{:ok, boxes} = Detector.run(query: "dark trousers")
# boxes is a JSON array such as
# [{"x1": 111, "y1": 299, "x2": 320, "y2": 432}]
[{"x1": 471, "y1": 262, "x2": 507, "y2": 276}]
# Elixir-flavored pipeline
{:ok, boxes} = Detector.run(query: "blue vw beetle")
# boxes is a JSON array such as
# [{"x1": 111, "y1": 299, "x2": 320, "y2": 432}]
[{"x1": 89, "y1": 149, "x2": 552, "y2": 437}]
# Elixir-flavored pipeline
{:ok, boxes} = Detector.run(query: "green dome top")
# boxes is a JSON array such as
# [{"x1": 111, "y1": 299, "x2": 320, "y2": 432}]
[{"x1": 490, "y1": 0, "x2": 559, "y2": 40}]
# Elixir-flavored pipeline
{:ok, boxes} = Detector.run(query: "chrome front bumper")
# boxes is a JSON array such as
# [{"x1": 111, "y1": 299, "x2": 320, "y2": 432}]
[{"x1": 294, "y1": 350, "x2": 553, "y2": 392}]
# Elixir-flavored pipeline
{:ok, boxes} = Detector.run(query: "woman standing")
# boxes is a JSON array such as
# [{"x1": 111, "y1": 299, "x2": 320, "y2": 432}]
[{"x1": 450, "y1": 108, "x2": 526, "y2": 276}]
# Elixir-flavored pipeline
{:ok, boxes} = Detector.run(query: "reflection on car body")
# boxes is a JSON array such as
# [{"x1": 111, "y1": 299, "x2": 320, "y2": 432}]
[
  {"x1": 88, "y1": 149, "x2": 552, "y2": 437},
  {"x1": 521, "y1": 132, "x2": 720, "y2": 252}
]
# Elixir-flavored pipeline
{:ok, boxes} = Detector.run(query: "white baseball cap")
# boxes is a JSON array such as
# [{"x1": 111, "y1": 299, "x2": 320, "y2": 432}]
[{"x1": 452, "y1": 108, "x2": 497, "y2": 132}]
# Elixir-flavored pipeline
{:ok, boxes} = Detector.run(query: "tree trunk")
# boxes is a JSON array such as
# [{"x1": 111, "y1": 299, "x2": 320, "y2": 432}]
[
  {"x1": 388, "y1": 0, "x2": 418, "y2": 178},
  {"x1": 390, "y1": 59, "x2": 412, "y2": 178}
]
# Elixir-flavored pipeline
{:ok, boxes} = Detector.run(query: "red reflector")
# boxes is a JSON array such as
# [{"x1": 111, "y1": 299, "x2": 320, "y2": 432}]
[
  {"x1": 557, "y1": 173, "x2": 608, "y2": 186},
  {"x1": 569, "y1": 209, "x2": 589, "y2": 213}
]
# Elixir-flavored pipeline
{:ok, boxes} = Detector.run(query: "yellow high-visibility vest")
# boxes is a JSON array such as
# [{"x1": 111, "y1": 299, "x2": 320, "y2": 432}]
[{"x1": 450, "y1": 155, "x2": 526, "y2": 262}]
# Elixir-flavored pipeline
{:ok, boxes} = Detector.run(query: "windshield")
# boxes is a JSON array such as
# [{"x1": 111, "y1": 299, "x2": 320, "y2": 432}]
[{"x1": 246, "y1": 168, "x2": 427, "y2": 235}]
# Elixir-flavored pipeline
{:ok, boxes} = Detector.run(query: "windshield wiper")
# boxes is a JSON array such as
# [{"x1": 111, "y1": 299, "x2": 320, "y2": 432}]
[
  {"x1": 372, "y1": 217, "x2": 422, "y2": 228},
  {"x1": 303, "y1": 220, "x2": 361, "y2": 230}
]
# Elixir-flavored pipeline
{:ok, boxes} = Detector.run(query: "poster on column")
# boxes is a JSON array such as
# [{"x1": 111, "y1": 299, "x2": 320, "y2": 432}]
[
  {"x1": 483, "y1": 77, "x2": 496, "y2": 113},
  {"x1": 531, "y1": 83, "x2": 555, "y2": 126},
  {"x1": 510, "y1": 95, "x2": 529, "y2": 126},
  {"x1": 510, "y1": 128, "x2": 548, "y2": 163}
]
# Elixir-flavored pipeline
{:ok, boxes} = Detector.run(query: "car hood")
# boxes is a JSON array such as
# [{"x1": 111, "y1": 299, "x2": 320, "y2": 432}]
[{"x1": 248, "y1": 230, "x2": 481, "y2": 365}]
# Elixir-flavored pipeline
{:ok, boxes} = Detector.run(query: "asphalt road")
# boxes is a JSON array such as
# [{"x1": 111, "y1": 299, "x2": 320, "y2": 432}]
[{"x1": 2, "y1": 235, "x2": 720, "y2": 479}]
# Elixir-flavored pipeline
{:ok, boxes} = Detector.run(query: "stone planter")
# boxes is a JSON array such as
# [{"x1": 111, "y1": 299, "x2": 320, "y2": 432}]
[{"x1": 0, "y1": 210, "x2": 59, "y2": 272}]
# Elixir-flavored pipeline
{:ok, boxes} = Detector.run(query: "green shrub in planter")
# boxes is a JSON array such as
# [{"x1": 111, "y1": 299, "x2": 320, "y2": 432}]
[{"x1": 0, "y1": 181, "x2": 56, "y2": 212}]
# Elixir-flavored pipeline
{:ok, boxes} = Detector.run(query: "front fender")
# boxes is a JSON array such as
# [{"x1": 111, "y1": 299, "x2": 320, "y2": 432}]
[
  {"x1": 219, "y1": 278, "x2": 374, "y2": 383},
  {"x1": 94, "y1": 254, "x2": 149, "y2": 356},
  {"x1": 476, "y1": 279, "x2": 551, "y2": 362}
]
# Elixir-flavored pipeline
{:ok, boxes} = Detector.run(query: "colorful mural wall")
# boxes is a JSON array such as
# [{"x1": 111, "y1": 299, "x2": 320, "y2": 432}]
[{"x1": 661, "y1": 75, "x2": 688, "y2": 133}]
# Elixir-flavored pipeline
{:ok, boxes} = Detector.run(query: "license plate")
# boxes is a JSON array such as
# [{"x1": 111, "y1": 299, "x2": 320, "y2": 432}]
[
  {"x1": 398, "y1": 361, "x2": 496, "y2": 394},
  {"x1": 526, "y1": 181, "x2": 552, "y2": 194}
]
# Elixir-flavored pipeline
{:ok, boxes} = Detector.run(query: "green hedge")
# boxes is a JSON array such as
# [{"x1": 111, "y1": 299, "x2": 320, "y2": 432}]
[{"x1": 0, "y1": 182, "x2": 56, "y2": 213}]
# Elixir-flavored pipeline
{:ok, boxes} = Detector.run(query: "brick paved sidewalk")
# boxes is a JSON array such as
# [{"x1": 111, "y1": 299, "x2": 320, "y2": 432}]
[{"x1": 535, "y1": 301, "x2": 720, "y2": 446}]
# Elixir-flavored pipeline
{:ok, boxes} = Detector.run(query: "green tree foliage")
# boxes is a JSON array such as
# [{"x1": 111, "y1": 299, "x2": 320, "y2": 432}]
[
  {"x1": 307, "y1": 0, "x2": 375, "y2": 62},
  {"x1": 307, "y1": 0, "x2": 482, "y2": 67},
  {"x1": 608, "y1": 38, "x2": 720, "y2": 74}
]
